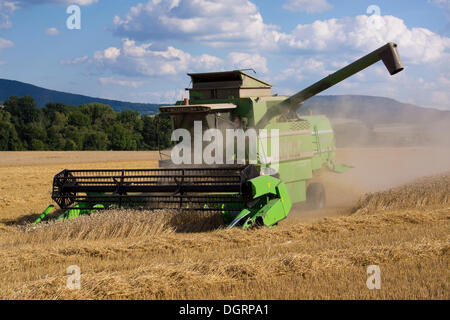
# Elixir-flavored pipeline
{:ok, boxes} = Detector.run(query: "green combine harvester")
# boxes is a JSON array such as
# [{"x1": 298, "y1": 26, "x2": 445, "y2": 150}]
[{"x1": 39, "y1": 42, "x2": 404, "y2": 229}]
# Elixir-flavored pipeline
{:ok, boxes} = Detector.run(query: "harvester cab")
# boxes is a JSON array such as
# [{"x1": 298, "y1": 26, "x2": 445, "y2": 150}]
[{"x1": 45, "y1": 42, "x2": 404, "y2": 229}]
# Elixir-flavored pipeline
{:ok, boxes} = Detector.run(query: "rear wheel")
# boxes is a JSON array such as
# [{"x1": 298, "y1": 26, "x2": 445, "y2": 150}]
[{"x1": 306, "y1": 182, "x2": 326, "y2": 210}]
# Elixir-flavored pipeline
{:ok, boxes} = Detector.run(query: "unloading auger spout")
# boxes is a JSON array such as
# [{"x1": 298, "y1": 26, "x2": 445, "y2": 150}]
[{"x1": 256, "y1": 42, "x2": 404, "y2": 129}]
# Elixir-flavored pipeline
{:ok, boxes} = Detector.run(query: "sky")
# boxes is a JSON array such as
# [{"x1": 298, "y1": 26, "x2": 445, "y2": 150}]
[{"x1": 0, "y1": 0, "x2": 449, "y2": 109}]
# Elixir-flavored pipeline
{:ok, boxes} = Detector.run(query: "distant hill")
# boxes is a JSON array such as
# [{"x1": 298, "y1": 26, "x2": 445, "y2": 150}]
[
  {"x1": 300, "y1": 95, "x2": 450, "y2": 147},
  {"x1": 0, "y1": 79, "x2": 163, "y2": 114},
  {"x1": 1, "y1": 78, "x2": 449, "y2": 125},
  {"x1": 301, "y1": 95, "x2": 450, "y2": 125}
]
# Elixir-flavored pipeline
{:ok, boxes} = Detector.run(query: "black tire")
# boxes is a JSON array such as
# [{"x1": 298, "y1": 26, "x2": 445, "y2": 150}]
[{"x1": 306, "y1": 182, "x2": 326, "y2": 210}]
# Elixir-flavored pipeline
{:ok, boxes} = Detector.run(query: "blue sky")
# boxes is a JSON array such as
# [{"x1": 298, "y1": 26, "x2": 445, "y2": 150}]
[{"x1": 0, "y1": 0, "x2": 449, "y2": 109}]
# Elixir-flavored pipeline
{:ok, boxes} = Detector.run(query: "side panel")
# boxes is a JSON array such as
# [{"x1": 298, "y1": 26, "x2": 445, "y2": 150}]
[
  {"x1": 285, "y1": 180, "x2": 306, "y2": 203},
  {"x1": 261, "y1": 120, "x2": 315, "y2": 204},
  {"x1": 302, "y1": 115, "x2": 336, "y2": 171},
  {"x1": 277, "y1": 159, "x2": 312, "y2": 183},
  {"x1": 262, "y1": 121, "x2": 314, "y2": 163}
]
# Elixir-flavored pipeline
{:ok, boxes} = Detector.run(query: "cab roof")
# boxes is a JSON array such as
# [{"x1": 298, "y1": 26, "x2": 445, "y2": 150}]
[{"x1": 187, "y1": 70, "x2": 273, "y2": 88}]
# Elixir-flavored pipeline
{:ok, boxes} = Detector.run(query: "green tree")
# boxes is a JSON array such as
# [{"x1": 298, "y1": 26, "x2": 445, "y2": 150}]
[
  {"x1": 43, "y1": 103, "x2": 69, "y2": 122},
  {"x1": 22, "y1": 122, "x2": 47, "y2": 149},
  {"x1": 155, "y1": 115, "x2": 173, "y2": 149},
  {"x1": 84, "y1": 131, "x2": 109, "y2": 150},
  {"x1": 62, "y1": 125, "x2": 84, "y2": 149},
  {"x1": 47, "y1": 132, "x2": 66, "y2": 150},
  {"x1": 68, "y1": 110, "x2": 91, "y2": 127},
  {"x1": 80, "y1": 103, "x2": 116, "y2": 129},
  {"x1": 142, "y1": 116, "x2": 157, "y2": 149},
  {"x1": 0, "y1": 110, "x2": 22, "y2": 150},
  {"x1": 107, "y1": 124, "x2": 137, "y2": 150},
  {"x1": 4, "y1": 95, "x2": 40, "y2": 125},
  {"x1": 0, "y1": 95, "x2": 171, "y2": 151},
  {"x1": 118, "y1": 110, "x2": 143, "y2": 131},
  {"x1": 64, "y1": 139, "x2": 78, "y2": 151},
  {"x1": 30, "y1": 139, "x2": 46, "y2": 150}
]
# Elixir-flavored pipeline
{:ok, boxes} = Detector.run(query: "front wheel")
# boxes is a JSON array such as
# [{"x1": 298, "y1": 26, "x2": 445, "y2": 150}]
[{"x1": 306, "y1": 182, "x2": 326, "y2": 210}]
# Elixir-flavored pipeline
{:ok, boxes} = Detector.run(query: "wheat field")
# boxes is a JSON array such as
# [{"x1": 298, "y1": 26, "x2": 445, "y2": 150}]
[{"x1": 0, "y1": 148, "x2": 449, "y2": 299}]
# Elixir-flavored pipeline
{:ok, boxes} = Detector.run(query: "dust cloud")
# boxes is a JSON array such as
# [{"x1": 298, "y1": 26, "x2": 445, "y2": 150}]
[
  {"x1": 292, "y1": 147, "x2": 450, "y2": 220},
  {"x1": 293, "y1": 96, "x2": 450, "y2": 219}
]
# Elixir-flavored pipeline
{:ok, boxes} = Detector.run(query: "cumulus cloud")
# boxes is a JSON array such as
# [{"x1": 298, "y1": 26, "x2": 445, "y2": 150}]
[
  {"x1": 428, "y1": 0, "x2": 450, "y2": 10},
  {"x1": 429, "y1": 0, "x2": 450, "y2": 35},
  {"x1": 60, "y1": 55, "x2": 89, "y2": 65},
  {"x1": 87, "y1": 37, "x2": 273, "y2": 82},
  {"x1": 112, "y1": 0, "x2": 279, "y2": 48},
  {"x1": 227, "y1": 52, "x2": 268, "y2": 73},
  {"x1": 13, "y1": 0, "x2": 98, "y2": 6},
  {"x1": 270, "y1": 14, "x2": 450, "y2": 109},
  {"x1": 0, "y1": 37, "x2": 13, "y2": 64},
  {"x1": 0, "y1": 37, "x2": 13, "y2": 49},
  {"x1": 271, "y1": 15, "x2": 449, "y2": 108},
  {"x1": 0, "y1": 1, "x2": 16, "y2": 29},
  {"x1": 98, "y1": 77, "x2": 143, "y2": 88},
  {"x1": 138, "y1": 89, "x2": 188, "y2": 104},
  {"x1": 45, "y1": 27, "x2": 59, "y2": 36},
  {"x1": 277, "y1": 15, "x2": 450, "y2": 64},
  {"x1": 274, "y1": 57, "x2": 336, "y2": 82},
  {"x1": 275, "y1": 51, "x2": 450, "y2": 110},
  {"x1": 283, "y1": 0, "x2": 332, "y2": 13},
  {"x1": 112, "y1": 1, "x2": 449, "y2": 65},
  {"x1": 93, "y1": 38, "x2": 223, "y2": 77}
]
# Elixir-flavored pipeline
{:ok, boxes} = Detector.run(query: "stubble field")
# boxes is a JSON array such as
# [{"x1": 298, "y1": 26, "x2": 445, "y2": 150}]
[{"x1": 0, "y1": 148, "x2": 449, "y2": 299}]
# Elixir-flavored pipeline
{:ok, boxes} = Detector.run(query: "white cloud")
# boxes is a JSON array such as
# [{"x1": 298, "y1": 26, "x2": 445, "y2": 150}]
[
  {"x1": 60, "y1": 55, "x2": 89, "y2": 65},
  {"x1": 191, "y1": 54, "x2": 224, "y2": 71},
  {"x1": 270, "y1": 15, "x2": 450, "y2": 109},
  {"x1": 45, "y1": 27, "x2": 59, "y2": 36},
  {"x1": 276, "y1": 52, "x2": 450, "y2": 110},
  {"x1": 91, "y1": 38, "x2": 271, "y2": 78},
  {"x1": 277, "y1": 15, "x2": 450, "y2": 64},
  {"x1": 98, "y1": 77, "x2": 143, "y2": 88},
  {"x1": 283, "y1": 0, "x2": 332, "y2": 13},
  {"x1": 0, "y1": 1, "x2": 16, "y2": 29},
  {"x1": 429, "y1": 0, "x2": 450, "y2": 10},
  {"x1": 0, "y1": 37, "x2": 13, "y2": 49},
  {"x1": 227, "y1": 52, "x2": 268, "y2": 73},
  {"x1": 274, "y1": 57, "x2": 333, "y2": 82},
  {"x1": 429, "y1": 0, "x2": 450, "y2": 35},
  {"x1": 112, "y1": 0, "x2": 278, "y2": 48},
  {"x1": 0, "y1": 37, "x2": 13, "y2": 64},
  {"x1": 95, "y1": 47, "x2": 121, "y2": 62},
  {"x1": 93, "y1": 38, "x2": 223, "y2": 77},
  {"x1": 69, "y1": 0, "x2": 98, "y2": 4},
  {"x1": 14, "y1": 0, "x2": 98, "y2": 6},
  {"x1": 112, "y1": 1, "x2": 449, "y2": 65},
  {"x1": 139, "y1": 89, "x2": 188, "y2": 104}
]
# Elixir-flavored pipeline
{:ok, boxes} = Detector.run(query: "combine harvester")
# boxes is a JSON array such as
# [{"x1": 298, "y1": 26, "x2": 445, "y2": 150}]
[{"x1": 37, "y1": 43, "x2": 404, "y2": 229}]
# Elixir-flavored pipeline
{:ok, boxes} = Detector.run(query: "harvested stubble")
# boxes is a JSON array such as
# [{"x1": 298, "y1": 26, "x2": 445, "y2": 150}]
[
  {"x1": 352, "y1": 172, "x2": 450, "y2": 214},
  {"x1": 15, "y1": 210, "x2": 225, "y2": 243}
]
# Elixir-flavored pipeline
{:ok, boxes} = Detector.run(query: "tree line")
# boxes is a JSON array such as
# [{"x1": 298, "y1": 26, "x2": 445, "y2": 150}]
[{"x1": 0, "y1": 95, "x2": 173, "y2": 151}]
